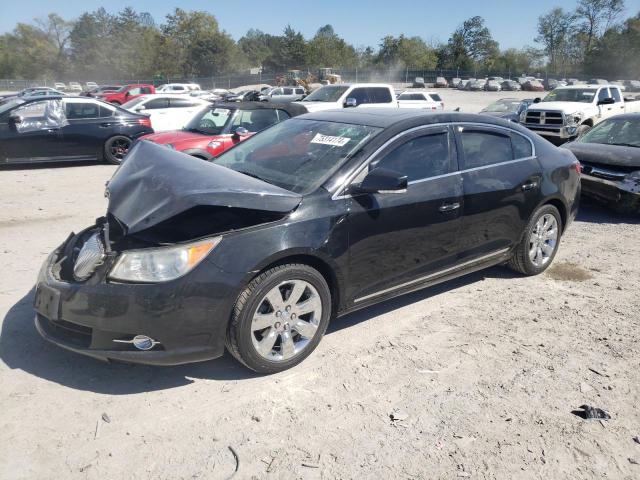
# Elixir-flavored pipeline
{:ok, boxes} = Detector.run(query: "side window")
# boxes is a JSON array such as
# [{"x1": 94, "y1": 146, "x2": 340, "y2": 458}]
[
  {"x1": 65, "y1": 101, "x2": 99, "y2": 119},
  {"x1": 14, "y1": 101, "x2": 48, "y2": 119},
  {"x1": 459, "y1": 130, "x2": 513, "y2": 168},
  {"x1": 369, "y1": 87, "x2": 393, "y2": 103},
  {"x1": 232, "y1": 109, "x2": 279, "y2": 132},
  {"x1": 295, "y1": 88, "x2": 304, "y2": 95},
  {"x1": 141, "y1": 87, "x2": 152, "y2": 94},
  {"x1": 99, "y1": 105, "x2": 114, "y2": 117},
  {"x1": 12, "y1": 100, "x2": 67, "y2": 133},
  {"x1": 169, "y1": 98, "x2": 195, "y2": 108},
  {"x1": 372, "y1": 132, "x2": 450, "y2": 182},
  {"x1": 276, "y1": 109, "x2": 291, "y2": 121},
  {"x1": 128, "y1": 87, "x2": 142, "y2": 96},
  {"x1": 611, "y1": 87, "x2": 622, "y2": 102},
  {"x1": 598, "y1": 88, "x2": 610, "y2": 102},
  {"x1": 271, "y1": 88, "x2": 283, "y2": 96},
  {"x1": 349, "y1": 88, "x2": 369, "y2": 104},
  {"x1": 511, "y1": 134, "x2": 533, "y2": 159},
  {"x1": 145, "y1": 98, "x2": 170, "y2": 109},
  {"x1": 283, "y1": 88, "x2": 294, "y2": 95}
]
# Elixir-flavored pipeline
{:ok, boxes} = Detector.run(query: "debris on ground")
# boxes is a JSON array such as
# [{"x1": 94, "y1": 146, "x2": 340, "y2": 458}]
[
  {"x1": 571, "y1": 405, "x2": 611, "y2": 420},
  {"x1": 633, "y1": 436, "x2": 640, "y2": 445},
  {"x1": 101, "y1": 413, "x2": 111, "y2": 423},
  {"x1": 389, "y1": 409, "x2": 409, "y2": 423}
]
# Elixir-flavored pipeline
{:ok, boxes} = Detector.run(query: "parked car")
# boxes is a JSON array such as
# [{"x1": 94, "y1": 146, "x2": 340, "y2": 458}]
[
  {"x1": 54, "y1": 82, "x2": 67, "y2": 91},
  {"x1": 451, "y1": 77, "x2": 462, "y2": 88},
  {"x1": 121, "y1": 94, "x2": 210, "y2": 132},
  {"x1": 561, "y1": 114, "x2": 640, "y2": 212},
  {"x1": 84, "y1": 85, "x2": 122, "y2": 97},
  {"x1": 522, "y1": 85, "x2": 640, "y2": 142},
  {"x1": 260, "y1": 86, "x2": 306, "y2": 103},
  {"x1": 501, "y1": 80, "x2": 522, "y2": 91},
  {"x1": 68, "y1": 82, "x2": 83, "y2": 93},
  {"x1": 33, "y1": 109, "x2": 580, "y2": 372},
  {"x1": 141, "y1": 102, "x2": 305, "y2": 159},
  {"x1": 296, "y1": 83, "x2": 397, "y2": 112},
  {"x1": 457, "y1": 79, "x2": 472, "y2": 90},
  {"x1": 479, "y1": 98, "x2": 533, "y2": 122},
  {"x1": 523, "y1": 80, "x2": 545, "y2": 92},
  {"x1": 0, "y1": 96, "x2": 152, "y2": 165},
  {"x1": 412, "y1": 77, "x2": 426, "y2": 88},
  {"x1": 97, "y1": 84, "x2": 155, "y2": 105},
  {"x1": 466, "y1": 80, "x2": 485, "y2": 91},
  {"x1": 587, "y1": 79, "x2": 609, "y2": 85},
  {"x1": 156, "y1": 83, "x2": 201, "y2": 93},
  {"x1": 0, "y1": 87, "x2": 66, "y2": 105},
  {"x1": 189, "y1": 90, "x2": 224, "y2": 102},
  {"x1": 225, "y1": 90, "x2": 262, "y2": 102},
  {"x1": 484, "y1": 80, "x2": 502, "y2": 92},
  {"x1": 623, "y1": 80, "x2": 640, "y2": 92},
  {"x1": 434, "y1": 77, "x2": 448, "y2": 88},
  {"x1": 544, "y1": 79, "x2": 561, "y2": 90},
  {"x1": 85, "y1": 82, "x2": 99, "y2": 90},
  {"x1": 397, "y1": 91, "x2": 444, "y2": 110}
]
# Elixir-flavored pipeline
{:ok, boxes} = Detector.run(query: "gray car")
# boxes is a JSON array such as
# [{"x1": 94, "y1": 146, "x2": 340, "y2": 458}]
[{"x1": 260, "y1": 86, "x2": 306, "y2": 103}]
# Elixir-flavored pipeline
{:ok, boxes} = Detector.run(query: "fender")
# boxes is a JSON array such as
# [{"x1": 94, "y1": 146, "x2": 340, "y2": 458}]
[{"x1": 181, "y1": 148, "x2": 214, "y2": 161}]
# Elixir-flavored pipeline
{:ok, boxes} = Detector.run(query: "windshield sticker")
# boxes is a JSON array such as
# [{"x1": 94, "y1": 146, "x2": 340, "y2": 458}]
[
  {"x1": 213, "y1": 108, "x2": 231, "y2": 115},
  {"x1": 310, "y1": 133, "x2": 351, "y2": 147}
]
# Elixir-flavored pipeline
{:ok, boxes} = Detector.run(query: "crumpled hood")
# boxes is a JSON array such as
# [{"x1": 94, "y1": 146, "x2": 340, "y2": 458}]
[
  {"x1": 528, "y1": 101, "x2": 591, "y2": 113},
  {"x1": 562, "y1": 142, "x2": 640, "y2": 168},
  {"x1": 106, "y1": 141, "x2": 302, "y2": 234}
]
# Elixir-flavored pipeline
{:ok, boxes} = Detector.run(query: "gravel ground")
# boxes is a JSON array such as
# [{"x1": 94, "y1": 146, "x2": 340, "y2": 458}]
[{"x1": 1, "y1": 91, "x2": 639, "y2": 479}]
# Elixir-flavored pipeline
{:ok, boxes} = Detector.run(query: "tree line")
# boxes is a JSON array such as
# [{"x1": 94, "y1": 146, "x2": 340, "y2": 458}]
[{"x1": 0, "y1": 1, "x2": 638, "y2": 81}]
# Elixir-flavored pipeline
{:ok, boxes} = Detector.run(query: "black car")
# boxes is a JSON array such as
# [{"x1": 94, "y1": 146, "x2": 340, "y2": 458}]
[
  {"x1": 479, "y1": 98, "x2": 533, "y2": 122},
  {"x1": 0, "y1": 95, "x2": 153, "y2": 165},
  {"x1": 83, "y1": 85, "x2": 122, "y2": 97},
  {"x1": 34, "y1": 110, "x2": 581, "y2": 373},
  {"x1": 562, "y1": 114, "x2": 640, "y2": 212}
]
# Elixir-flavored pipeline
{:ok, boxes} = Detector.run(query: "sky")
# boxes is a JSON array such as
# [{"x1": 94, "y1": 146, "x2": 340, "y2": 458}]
[{"x1": 2, "y1": 0, "x2": 640, "y2": 49}]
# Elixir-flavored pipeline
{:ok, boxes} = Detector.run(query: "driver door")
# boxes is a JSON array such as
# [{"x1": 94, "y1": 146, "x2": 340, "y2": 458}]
[{"x1": 345, "y1": 125, "x2": 464, "y2": 303}]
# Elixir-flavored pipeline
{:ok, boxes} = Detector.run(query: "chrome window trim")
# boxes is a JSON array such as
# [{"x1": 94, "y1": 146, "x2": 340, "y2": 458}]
[
  {"x1": 354, "y1": 247, "x2": 511, "y2": 303},
  {"x1": 331, "y1": 121, "x2": 536, "y2": 200}
]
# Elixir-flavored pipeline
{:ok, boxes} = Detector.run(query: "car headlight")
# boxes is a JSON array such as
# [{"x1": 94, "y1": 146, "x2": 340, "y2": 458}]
[
  {"x1": 108, "y1": 237, "x2": 221, "y2": 282},
  {"x1": 566, "y1": 112, "x2": 583, "y2": 126}
]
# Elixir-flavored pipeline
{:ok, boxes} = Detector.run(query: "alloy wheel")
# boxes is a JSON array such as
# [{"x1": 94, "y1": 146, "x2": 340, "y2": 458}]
[{"x1": 528, "y1": 213, "x2": 558, "y2": 268}]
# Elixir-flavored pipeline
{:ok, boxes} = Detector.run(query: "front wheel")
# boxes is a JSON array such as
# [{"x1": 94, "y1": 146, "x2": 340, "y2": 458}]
[
  {"x1": 508, "y1": 204, "x2": 562, "y2": 275},
  {"x1": 104, "y1": 135, "x2": 132, "y2": 165},
  {"x1": 226, "y1": 264, "x2": 331, "y2": 374}
]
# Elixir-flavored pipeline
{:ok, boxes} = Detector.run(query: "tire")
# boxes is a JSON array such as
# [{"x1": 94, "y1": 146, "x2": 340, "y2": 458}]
[
  {"x1": 226, "y1": 263, "x2": 331, "y2": 374},
  {"x1": 576, "y1": 124, "x2": 591, "y2": 137},
  {"x1": 508, "y1": 204, "x2": 563, "y2": 276},
  {"x1": 104, "y1": 135, "x2": 132, "y2": 165}
]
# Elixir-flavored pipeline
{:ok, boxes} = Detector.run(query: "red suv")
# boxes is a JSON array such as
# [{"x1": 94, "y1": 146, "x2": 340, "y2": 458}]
[
  {"x1": 98, "y1": 84, "x2": 155, "y2": 105},
  {"x1": 142, "y1": 102, "x2": 306, "y2": 159}
]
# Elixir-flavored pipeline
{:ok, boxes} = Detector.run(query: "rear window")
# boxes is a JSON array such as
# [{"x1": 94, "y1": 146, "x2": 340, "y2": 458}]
[
  {"x1": 429, "y1": 94, "x2": 442, "y2": 102},
  {"x1": 398, "y1": 93, "x2": 426, "y2": 101},
  {"x1": 65, "y1": 101, "x2": 99, "y2": 119},
  {"x1": 145, "y1": 98, "x2": 170, "y2": 109},
  {"x1": 169, "y1": 98, "x2": 198, "y2": 108}
]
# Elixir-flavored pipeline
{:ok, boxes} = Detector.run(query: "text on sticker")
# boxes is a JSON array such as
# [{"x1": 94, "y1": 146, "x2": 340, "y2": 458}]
[{"x1": 311, "y1": 133, "x2": 351, "y2": 147}]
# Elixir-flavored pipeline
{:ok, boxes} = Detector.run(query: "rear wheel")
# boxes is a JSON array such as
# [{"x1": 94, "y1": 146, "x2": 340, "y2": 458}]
[
  {"x1": 508, "y1": 204, "x2": 562, "y2": 275},
  {"x1": 226, "y1": 264, "x2": 331, "y2": 374},
  {"x1": 104, "y1": 135, "x2": 132, "y2": 165}
]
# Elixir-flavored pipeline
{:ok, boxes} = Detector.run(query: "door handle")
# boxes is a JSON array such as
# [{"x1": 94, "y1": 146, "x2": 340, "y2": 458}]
[
  {"x1": 522, "y1": 181, "x2": 538, "y2": 191},
  {"x1": 439, "y1": 202, "x2": 460, "y2": 212}
]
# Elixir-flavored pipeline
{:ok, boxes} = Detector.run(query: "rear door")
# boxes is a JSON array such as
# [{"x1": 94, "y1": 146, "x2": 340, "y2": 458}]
[
  {"x1": 61, "y1": 99, "x2": 114, "y2": 159},
  {"x1": 346, "y1": 125, "x2": 464, "y2": 303},
  {"x1": 454, "y1": 124, "x2": 541, "y2": 260},
  {"x1": 141, "y1": 97, "x2": 170, "y2": 131},
  {"x1": 609, "y1": 87, "x2": 626, "y2": 115}
]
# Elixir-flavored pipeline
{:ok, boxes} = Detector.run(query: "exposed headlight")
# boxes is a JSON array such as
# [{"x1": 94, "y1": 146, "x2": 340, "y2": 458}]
[
  {"x1": 567, "y1": 112, "x2": 583, "y2": 126},
  {"x1": 207, "y1": 141, "x2": 223, "y2": 150},
  {"x1": 108, "y1": 237, "x2": 221, "y2": 282}
]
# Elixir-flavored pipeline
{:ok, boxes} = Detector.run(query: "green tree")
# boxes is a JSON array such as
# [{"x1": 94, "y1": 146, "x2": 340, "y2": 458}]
[
  {"x1": 444, "y1": 16, "x2": 499, "y2": 71},
  {"x1": 536, "y1": 8, "x2": 575, "y2": 74},
  {"x1": 238, "y1": 29, "x2": 273, "y2": 67},
  {"x1": 307, "y1": 25, "x2": 358, "y2": 68},
  {"x1": 575, "y1": 0, "x2": 625, "y2": 53}
]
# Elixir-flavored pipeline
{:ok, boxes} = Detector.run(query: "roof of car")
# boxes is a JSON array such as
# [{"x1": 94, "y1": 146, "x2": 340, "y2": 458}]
[
  {"x1": 298, "y1": 108, "x2": 524, "y2": 129},
  {"x1": 554, "y1": 84, "x2": 618, "y2": 89}
]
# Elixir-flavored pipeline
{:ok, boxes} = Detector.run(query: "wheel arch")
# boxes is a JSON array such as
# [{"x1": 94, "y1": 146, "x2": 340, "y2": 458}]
[
  {"x1": 581, "y1": 118, "x2": 594, "y2": 127},
  {"x1": 537, "y1": 196, "x2": 568, "y2": 233}
]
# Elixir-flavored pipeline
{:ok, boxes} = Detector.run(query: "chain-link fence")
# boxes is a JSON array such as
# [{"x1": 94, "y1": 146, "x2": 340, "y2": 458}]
[{"x1": 2, "y1": 68, "x2": 584, "y2": 92}]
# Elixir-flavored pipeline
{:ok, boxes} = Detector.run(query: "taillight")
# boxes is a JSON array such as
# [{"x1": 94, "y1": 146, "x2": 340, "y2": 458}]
[
  {"x1": 138, "y1": 117, "x2": 152, "y2": 128},
  {"x1": 574, "y1": 161, "x2": 581, "y2": 173}
]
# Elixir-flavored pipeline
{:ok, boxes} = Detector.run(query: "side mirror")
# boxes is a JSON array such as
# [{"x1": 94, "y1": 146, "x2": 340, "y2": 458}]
[
  {"x1": 598, "y1": 97, "x2": 615, "y2": 105},
  {"x1": 350, "y1": 168, "x2": 408, "y2": 195},
  {"x1": 125, "y1": 91, "x2": 131, "y2": 98},
  {"x1": 533, "y1": 97, "x2": 541, "y2": 103},
  {"x1": 344, "y1": 97, "x2": 357, "y2": 108},
  {"x1": 232, "y1": 127, "x2": 249, "y2": 139}
]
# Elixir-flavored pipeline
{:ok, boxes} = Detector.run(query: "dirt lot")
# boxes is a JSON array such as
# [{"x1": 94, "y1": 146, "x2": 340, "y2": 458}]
[{"x1": 1, "y1": 92, "x2": 640, "y2": 479}]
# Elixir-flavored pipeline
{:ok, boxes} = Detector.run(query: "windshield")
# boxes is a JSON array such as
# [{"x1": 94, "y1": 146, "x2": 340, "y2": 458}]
[
  {"x1": 579, "y1": 117, "x2": 640, "y2": 147},
  {"x1": 0, "y1": 98, "x2": 26, "y2": 117},
  {"x1": 212, "y1": 119, "x2": 382, "y2": 194},
  {"x1": 184, "y1": 107, "x2": 234, "y2": 134},
  {"x1": 542, "y1": 88, "x2": 597, "y2": 103},
  {"x1": 302, "y1": 85, "x2": 349, "y2": 102},
  {"x1": 482, "y1": 100, "x2": 522, "y2": 113}
]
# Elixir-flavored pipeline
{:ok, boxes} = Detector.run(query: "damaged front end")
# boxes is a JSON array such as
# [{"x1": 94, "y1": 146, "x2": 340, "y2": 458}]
[{"x1": 34, "y1": 141, "x2": 303, "y2": 365}]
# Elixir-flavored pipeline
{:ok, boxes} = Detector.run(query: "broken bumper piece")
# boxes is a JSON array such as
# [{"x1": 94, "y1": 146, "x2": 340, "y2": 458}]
[
  {"x1": 580, "y1": 173, "x2": 640, "y2": 212},
  {"x1": 33, "y1": 240, "x2": 242, "y2": 366}
]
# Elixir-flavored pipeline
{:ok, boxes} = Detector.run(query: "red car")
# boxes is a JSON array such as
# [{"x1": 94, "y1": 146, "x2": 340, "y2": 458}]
[
  {"x1": 142, "y1": 102, "x2": 306, "y2": 159},
  {"x1": 98, "y1": 84, "x2": 155, "y2": 105}
]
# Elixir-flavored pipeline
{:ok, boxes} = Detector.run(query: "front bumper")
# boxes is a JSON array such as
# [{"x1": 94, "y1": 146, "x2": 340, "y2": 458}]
[
  {"x1": 33, "y1": 235, "x2": 243, "y2": 365},
  {"x1": 581, "y1": 173, "x2": 640, "y2": 211},
  {"x1": 523, "y1": 124, "x2": 578, "y2": 139}
]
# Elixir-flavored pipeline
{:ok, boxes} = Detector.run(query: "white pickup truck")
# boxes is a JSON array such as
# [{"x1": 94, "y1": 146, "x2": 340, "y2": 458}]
[
  {"x1": 295, "y1": 83, "x2": 397, "y2": 112},
  {"x1": 521, "y1": 84, "x2": 640, "y2": 141}
]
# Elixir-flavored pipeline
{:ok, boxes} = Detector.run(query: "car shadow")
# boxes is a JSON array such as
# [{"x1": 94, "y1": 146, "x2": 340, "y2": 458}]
[
  {"x1": 576, "y1": 199, "x2": 640, "y2": 225},
  {"x1": 1, "y1": 266, "x2": 513, "y2": 395},
  {"x1": 0, "y1": 160, "x2": 107, "y2": 171}
]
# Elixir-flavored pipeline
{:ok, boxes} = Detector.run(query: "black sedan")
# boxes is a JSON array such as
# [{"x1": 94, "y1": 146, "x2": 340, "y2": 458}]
[
  {"x1": 562, "y1": 114, "x2": 640, "y2": 212},
  {"x1": 34, "y1": 110, "x2": 581, "y2": 373},
  {"x1": 0, "y1": 95, "x2": 153, "y2": 165},
  {"x1": 479, "y1": 98, "x2": 533, "y2": 122}
]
